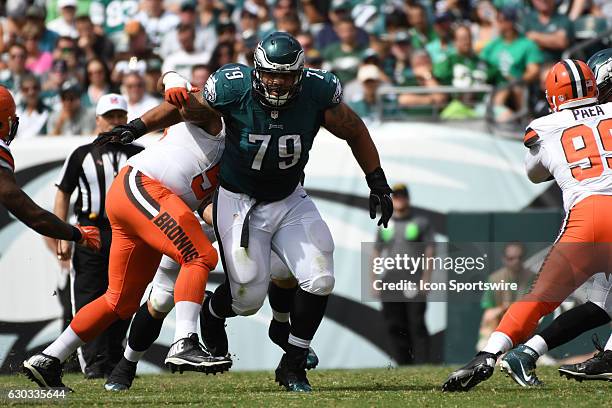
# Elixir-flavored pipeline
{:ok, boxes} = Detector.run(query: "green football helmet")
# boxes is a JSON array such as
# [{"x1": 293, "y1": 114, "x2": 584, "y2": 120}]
[
  {"x1": 587, "y1": 48, "x2": 612, "y2": 103},
  {"x1": 253, "y1": 32, "x2": 305, "y2": 108}
]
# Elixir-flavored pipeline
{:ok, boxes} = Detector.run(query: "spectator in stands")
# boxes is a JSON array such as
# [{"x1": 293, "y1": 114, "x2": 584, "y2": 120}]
[
  {"x1": 15, "y1": 74, "x2": 50, "y2": 138},
  {"x1": 529, "y1": 61, "x2": 555, "y2": 119},
  {"x1": 25, "y1": 5, "x2": 58, "y2": 53},
  {"x1": 480, "y1": 7, "x2": 542, "y2": 117},
  {"x1": 122, "y1": 72, "x2": 160, "y2": 121},
  {"x1": 47, "y1": 0, "x2": 79, "y2": 39},
  {"x1": 88, "y1": 0, "x2": 140, "y2": 48},
  {"x1": 111, "y1": 22, "x2": 155, "y2": 85},
  {"x1": 427, "y1": 12, "x2": 457, "y2": 80},
  {"x1": 197, "y1": 0, "x2": 225, "y2": 31},
  {"x1": 397, "y1": 50, "x2": 447, "y2": 112},
  {"x1": 369, "y1": 35, "x2": 397, "y2": 83},
  {"x1": 315, "y1": 0, "x2": 369, "y2": 50},
  {"x1": 41, "y1": 59, "x2": 70, "y2": 110},
  {"x1": 524, "y1": 0, "x2": 573, "y2": 63},
  {"x1": 47, "y1": 81, "x2": 96, "y2": 135},
  {"x1": 322, "y1": 17, "x2": 367, "y2": 84},
  {"x1": 239, "y1": 8, "x2": 261, "y2": 51},
  {"x1": 471, "y1": 0, "x2": 498, "y2": 54},
  {"x1": 145, "y1": 57, "x2": 163, "y2": 97},
  {"x1": 22, "y1": 23, "x2": 53, "y2": 76},
  {"x1": 406, "y1": 3, "x2": 435, "y2": 50},
  {"x1": 191, "y1": 64, "x2": 213, "y2": 88},
  {"x1": 52, "y1": 36, "x2": 83, "y2": 82},
  {"x1": 0, "y1": 43, "x2": 30, "y2": 96},
  {"x1": 2, "y1": 5, "x2": 26, "y2": 54},
  {"x1": 209, "y1": 41, "x2": 237, "y2": 73},
  {"x1": 347, "y1": 64, "x2": 388, "y2": 124},
  {"x1": 84, "y1": 58, "x2": 114, "y2": 108},
  {"x1": 75, "y1": 15, "x2": 115, "y2": 63},
  {"x1": 477, "y1": 242, "x2": 533, "y2": 351},
  {"x1": 162, "y1": 23, "x2": 211, "y2": 80},
  {"x1": 297, "y1": 31, "x2": 316, "y2": 56},
  {"x1": 275, "y1": 13, "x2": 302, "y2": 38},
  {"x1": 216, "y1": 22, "x2": 237, "y2": 44},
  {"x1": 373, "y1": 183, "x2": 434, "y2": 365},
  {"x1": 437, "y1": 25, "x2": 500, "y2": 88},
  {"x1": 135, "y1": 0, "x2": 180, "y2": 50},
  {"x1": 160, "y1": 1, "x2": 217, "y2": 60},
  {"x1": 593, "y1": 0, "x2": 612, "y2": 25}
]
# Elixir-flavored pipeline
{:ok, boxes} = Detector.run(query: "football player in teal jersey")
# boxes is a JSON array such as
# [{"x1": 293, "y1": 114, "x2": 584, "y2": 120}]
[{"x1": 96, "y1": 32, "x2": 393, "y2": 392}]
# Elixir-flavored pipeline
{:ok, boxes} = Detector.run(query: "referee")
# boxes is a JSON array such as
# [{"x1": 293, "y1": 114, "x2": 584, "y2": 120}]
[{"x1": 53, "y1": 94, "x2": 144, "y2": 379}]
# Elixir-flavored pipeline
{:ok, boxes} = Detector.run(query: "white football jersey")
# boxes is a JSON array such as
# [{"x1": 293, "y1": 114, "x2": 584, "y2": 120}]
[
  {"x1": 127, "y1": 122, "x2": 224, "y2": 211},
  {"x1": 524, "y1": 102, "x2": 612, "y2": 211},
  {"x1": 0, "y1": 138, "x2": 14, "y2": 173}
]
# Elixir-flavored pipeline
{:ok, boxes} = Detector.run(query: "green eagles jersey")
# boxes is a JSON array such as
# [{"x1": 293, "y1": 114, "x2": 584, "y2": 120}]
[{"x1": 204, "y1": 64, "x2": 343, "y2": 201}]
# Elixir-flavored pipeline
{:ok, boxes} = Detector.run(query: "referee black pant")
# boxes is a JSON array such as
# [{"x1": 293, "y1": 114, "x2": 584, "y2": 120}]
[{"x1": 72, "y1": 227, "x2": 130, "y2": 377}]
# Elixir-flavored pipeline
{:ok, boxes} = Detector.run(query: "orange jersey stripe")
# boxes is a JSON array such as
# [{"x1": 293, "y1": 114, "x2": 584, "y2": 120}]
[
  {"x1": 0, "y1": 147, "x2": 14, "y2": 171},
  {"x1": 524, "y1": 128, "x2": 539, "y2": 147}
]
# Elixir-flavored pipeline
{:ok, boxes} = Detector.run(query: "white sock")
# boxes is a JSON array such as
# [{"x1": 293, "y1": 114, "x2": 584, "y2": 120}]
[
  {"x1": 288, "y1": 334, "x2": 311, "y2": 349},
  {"x1": 272, "y1": 309, "x2": 290, "y2": 323},
  {"x1": 174, "y1": 301, "x2": 201, "y2": 342},
  {"x1": 124, "y1": 344, "x2": 146, "y2": 363},
  {"x1": 605, "y1": 333, "x2": 612, "y2": 351},
  {"x1": 524, "y1": 335, "x2": 548, "y2": 358},
  {"x1": 43, "y1": 326, "x2": 85, "y2": 363},
  {"x1": 482, "y1": 331, "x2": 513, "y2": 355}
]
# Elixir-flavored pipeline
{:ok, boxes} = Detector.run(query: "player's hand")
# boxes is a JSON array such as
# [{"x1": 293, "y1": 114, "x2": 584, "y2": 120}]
[
  {"x1": 56, "y1": 240, "x2": 73, "y2": 261},
  {"x1": 93, "y1": 118, "x2": 148, "y2": 146},
  {"x1": 163, "y1": 71, "x2": 193, "y2": 108},
  {"x1": 366, "y1": 167, "x2": 393, "y2": 227},
  {"x1": 75, "y1": 224, "x2": 101, "y2": 252}
]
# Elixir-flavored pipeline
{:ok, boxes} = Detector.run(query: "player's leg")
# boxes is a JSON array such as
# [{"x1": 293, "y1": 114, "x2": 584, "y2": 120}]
[
  {"x1": 444, "y1": 197, "x2": 602, "y2": 392},
  {"x1": 556, "y1": 273, "x2": 612, "y2": 381},
  {"x1": 105, "y1": 255, "x2": 179, "y2": 391},
  {"x1": 268, "y1": 254, "x2": 320, "y2": 370},
  {"x1": 201, "y1": 187, "x2": 272, "y2": 356},
  {"x1": 271, "y1": 190, "x2": 335, "y2": 392}
]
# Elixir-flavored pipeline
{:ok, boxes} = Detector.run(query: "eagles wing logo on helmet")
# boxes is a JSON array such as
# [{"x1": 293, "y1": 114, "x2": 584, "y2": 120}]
[
  {"x1": 587, "y1": 48, "x2": 612, "y2": 104},
  {"x1": 252, "y1": 32, "x2": 305, "y2": 108}
]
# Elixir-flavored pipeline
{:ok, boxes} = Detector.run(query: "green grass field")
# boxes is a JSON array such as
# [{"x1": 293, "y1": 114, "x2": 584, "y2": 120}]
[{"x1": 0, "y1": 366, "x2": 609, "y2": 407}]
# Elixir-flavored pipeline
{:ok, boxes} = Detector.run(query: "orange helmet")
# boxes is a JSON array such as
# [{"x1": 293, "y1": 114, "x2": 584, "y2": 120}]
[
  {"x1": 545, "y1": 59, "x2": 599, "y2": 112},
  {"x1": 0, "y1": 86, "x2": 18, "y2": 145}
]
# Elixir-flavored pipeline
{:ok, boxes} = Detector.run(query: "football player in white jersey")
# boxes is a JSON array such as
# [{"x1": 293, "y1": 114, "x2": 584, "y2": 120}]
[
  {"x1": 444, "y1": 58, "x2": 612, "y2": 391},
  {"x1": 24, "y1": 120, "x2": 232, "y2": 389},
  {"x1": 498, "y1": 49, "x2": 612, "y2": 387}
]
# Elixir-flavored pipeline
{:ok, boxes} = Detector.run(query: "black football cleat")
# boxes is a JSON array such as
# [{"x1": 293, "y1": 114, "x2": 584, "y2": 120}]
[
  {"x1": 275, "y1": 350, "x2": 312, "y2": 392},
  {"x1": 268, "y1": 319, "x2": 319, "y2": 370},
  {"x1": 23, "y1": 353, "x2": 71, "y2": 390},
  {"x1": 559, "y1": 335, "x2": 612, "y2": 382},
  {"x1": 104, "y1": 357, "x2": 138, "y2": 391},
  {"x1": 200, "y1": 291, "x2": 229, "y2": 357},
  {"x1": 442, "y1": 352, "x2": 497, "y2": 392},
  {"x1": 165, "y1": 333, "x2": 232, "y2": 374}
]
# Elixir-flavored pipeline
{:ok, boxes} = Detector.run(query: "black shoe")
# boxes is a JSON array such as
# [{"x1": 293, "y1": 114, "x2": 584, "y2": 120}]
[
  {"x1": 23, "y1": 353, "x2": 71, "y2": 390},
  {"x1": 104, "y1": 357, "x2": 137, "y2": 391},
  {"x1": 200, "y1": 291, "x2": 229, "y2": 357},
  {"x1": 275, "y1": 350, "x2": 312, "y2": 392},
  {"x1": 84, "y1": 367, "x2": 105, "y2": 380},
  {"x1": 442, "y1": 352, "x2": 497, "y2": 392},
  {"x1": 165, "y1": 333, "x2": 232, "y2": 374},
  {"x1": 559, "y1": 334, "x2": 612, "y2": 382}
]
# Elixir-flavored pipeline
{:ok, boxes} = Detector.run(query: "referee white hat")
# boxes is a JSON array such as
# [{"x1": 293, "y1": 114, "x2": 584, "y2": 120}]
[{"x1": 96, "y1": 93, "x2": 128, "y2": 116}]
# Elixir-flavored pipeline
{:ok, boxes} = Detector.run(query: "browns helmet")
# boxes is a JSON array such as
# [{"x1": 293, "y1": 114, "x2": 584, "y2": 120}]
[
  {"x1": 545, "y1": 59, "x2": 598, "y2": 112},
  {"x1": 0, "y1": 86, "x2": 18, "y2": 145}
]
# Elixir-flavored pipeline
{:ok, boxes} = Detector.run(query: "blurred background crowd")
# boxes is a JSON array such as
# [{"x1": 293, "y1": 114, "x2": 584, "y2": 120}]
[{"x1": 0, "y1": 0, "x2": 610, "y2": 138}]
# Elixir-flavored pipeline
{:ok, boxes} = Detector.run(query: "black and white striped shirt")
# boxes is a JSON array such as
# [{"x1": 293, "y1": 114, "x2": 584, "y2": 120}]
[{"x1": 56, "y1": 143, "x2": 144, "y2": 226}]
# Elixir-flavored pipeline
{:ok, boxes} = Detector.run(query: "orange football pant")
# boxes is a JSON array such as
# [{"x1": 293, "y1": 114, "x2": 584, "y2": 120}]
[
  {"x1": 71, "y1": 166, "x2": 218, "y2": 342},
  {"x1": 496, "y1": 194, "x2": 612, "y2": 345}
]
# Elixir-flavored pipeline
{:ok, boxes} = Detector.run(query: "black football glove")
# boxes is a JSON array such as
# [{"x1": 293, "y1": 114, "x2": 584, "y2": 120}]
[
  {"x1": 93, "y1": 118, "x2": 148, "y2": 146},
  {"x1": 366, "y1": 166, "x2": 393, "y2": 227}
]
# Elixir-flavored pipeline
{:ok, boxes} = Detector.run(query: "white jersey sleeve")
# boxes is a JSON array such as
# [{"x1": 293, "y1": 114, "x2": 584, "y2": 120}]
[
  {"x1": 0, "y1": 139, "x2": 14, "y2": 173},
  {"x1": 524, "y1": 102, "x2": 612, "y2": 211},
  {"x1": 127, "y1": 122, "x2": 224, "y2": 211}
]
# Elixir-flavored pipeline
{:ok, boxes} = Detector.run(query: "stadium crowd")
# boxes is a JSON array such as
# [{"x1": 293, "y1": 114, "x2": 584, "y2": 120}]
[{"x1": 0, "y1": 0, "x2": 610, "y2": 134}]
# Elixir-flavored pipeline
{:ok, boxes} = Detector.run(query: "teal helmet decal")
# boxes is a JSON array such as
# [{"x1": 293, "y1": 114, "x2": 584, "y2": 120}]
[{"x1": 253, "y1": 31, "x2": 305, "y2": 108}]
